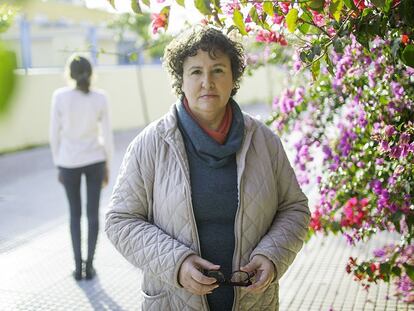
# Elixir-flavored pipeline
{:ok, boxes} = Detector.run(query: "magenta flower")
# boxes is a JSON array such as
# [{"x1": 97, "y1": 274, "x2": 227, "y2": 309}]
[
  {"x1": 272, "y1": 13, "x2": 284, "y2": 25},
  {"x1": 390, "y1": 81, "x2": 404, "y2": 100},
  {"x1": 384, "y1": 125, "x2": 395, "y2": 137}
]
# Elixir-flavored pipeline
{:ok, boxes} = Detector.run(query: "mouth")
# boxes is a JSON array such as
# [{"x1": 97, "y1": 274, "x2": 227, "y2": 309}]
[{"x1": 200, "y1": 94, "x2": 218, "y2": 99}]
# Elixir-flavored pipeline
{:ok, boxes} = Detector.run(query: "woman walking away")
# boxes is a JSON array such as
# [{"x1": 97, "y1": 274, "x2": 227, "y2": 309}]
[
  {"x1": 106, "y1": 26, "x2": 310, "y2": 310},
  {"x1": 50, "y1": 54, "x2": 113, "y2": 280}
]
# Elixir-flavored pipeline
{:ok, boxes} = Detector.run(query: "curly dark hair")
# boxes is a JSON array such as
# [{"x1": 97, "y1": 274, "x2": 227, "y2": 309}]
[{"x1": 163, "y1": 26, "x2": 246, "y2": 97}]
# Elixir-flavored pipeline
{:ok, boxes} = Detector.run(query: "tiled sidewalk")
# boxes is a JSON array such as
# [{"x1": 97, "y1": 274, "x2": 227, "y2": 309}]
[
  {"x1": 0, "y1": 220, "x2": 411, "y2": 310},
  {"x1": 0, "y1": 103, "x2": 412, "y2": 310}
]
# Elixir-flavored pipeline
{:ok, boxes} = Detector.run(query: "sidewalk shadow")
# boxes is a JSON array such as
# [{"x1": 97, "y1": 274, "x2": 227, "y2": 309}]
[{"x1": 77, "y1": 276, "x2": 124, "y2": 311}]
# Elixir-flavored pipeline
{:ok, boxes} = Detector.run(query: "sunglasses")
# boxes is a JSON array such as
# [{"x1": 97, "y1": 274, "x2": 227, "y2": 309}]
[{"x1": 204, "y1": 270, "x2": 254, "y2": 287}]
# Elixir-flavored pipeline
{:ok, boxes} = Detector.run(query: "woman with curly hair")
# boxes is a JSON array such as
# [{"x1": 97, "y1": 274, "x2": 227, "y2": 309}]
[{"x1": 105, "y1": 26, "x2": 309, "y2": 310}]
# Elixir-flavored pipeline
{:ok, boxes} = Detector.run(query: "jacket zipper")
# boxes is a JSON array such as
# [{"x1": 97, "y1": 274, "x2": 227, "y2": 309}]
[
  {"x1": 168, "y1": 137, "x2": 210, "y2": 311},
  {"x1": 232, "y1": 127, "x2": 253, "y2": 311}
]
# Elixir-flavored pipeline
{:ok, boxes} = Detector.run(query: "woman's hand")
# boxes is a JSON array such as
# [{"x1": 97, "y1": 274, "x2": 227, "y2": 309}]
[
  {"x1": 240, "y1": 254, "x2": 276, "y2": 294},
  {"x1": 178, "y1": 254, "x2": 220, "y2": 295}
]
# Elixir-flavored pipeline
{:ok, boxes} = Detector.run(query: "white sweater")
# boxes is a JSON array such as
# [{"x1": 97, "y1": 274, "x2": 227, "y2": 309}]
[{"x1": 49, "y1": 87, "x2": 113, "y2": 169}]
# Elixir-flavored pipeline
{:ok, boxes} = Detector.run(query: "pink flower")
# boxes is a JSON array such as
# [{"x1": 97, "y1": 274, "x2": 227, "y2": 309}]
[
  {"x1": 223, "y1": 0, "x2": 240, "y2": 16},
  {"x1": 255, "y1": 29, "x2": 287, "y2": 46},
  {"x1": 280, "y1": 2, "x2": 290, "y2": 14},
  {"x1": 253, "y1": 2, "x2": 263, "y2": 15},
  {"x1": 312, "y1": 11, "x2": 326, "y2": 27},
  {"x1": 151, "y1": 13, "x2": 167, "y2": 34},
  {"x1": 327, "y1": 27, "x2": 336, "y2": 37},
  {"x1": 272, "y1": 13, "x2": 284, "y2": 25}
]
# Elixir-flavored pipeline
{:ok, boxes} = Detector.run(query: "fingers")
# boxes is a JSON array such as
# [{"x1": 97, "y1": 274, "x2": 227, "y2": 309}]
[
  {"x1": 191, "y1": 267, "x2": 218, "y2": 285},
  {"x1": 245, "y1": 269, "x2": 272, "y2": 293},
  {"x1": 193, "y1": 256, "x2": 220, "y2": 271},
  {"x1": 240, "y1": 261, "x2": 259, "y2": 274},
  {"x1": 242, "y1": 255, "x2": 275, "y2": 294},
  {"x1": 178, "y1": 255, "x2": 220, "y2": 295}
]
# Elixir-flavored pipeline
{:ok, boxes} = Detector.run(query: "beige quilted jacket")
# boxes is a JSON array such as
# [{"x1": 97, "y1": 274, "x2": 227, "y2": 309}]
[{"x1": 105, "y1": 103, "x2": 310, "y2": 311}]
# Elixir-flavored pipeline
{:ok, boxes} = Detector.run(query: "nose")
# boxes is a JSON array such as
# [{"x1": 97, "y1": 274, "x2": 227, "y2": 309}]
[{"x1": 202, "y1": 73, "x2": 214, "y2": 89}]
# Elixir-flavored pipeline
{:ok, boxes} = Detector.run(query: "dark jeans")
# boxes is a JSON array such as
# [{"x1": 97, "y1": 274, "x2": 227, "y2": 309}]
[{"x1": 59, "y1": 161, "x2": 105, "y2": 268}]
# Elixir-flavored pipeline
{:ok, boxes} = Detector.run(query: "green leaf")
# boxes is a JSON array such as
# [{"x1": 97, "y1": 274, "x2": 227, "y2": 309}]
[
  {"x1": 312, "y1": 44, "x2": 322, "y2": 56},
  {"x1": 233, "y1": 9, "x2": 247, "y2": 35},
  {"x1": 211, "y1": 0, "x2": 221, "y2": 12},
  {"x1": 160, "y1": 6, "x2": 170, "y2": 31},
  {"x1": 371, "y1": 0, "x2": 385, "y2": 8},
  {"x1": 309, "y1": 0, "x2": 325, "y2": 11},
  {"x1": 329, "y1": 0, "x2": 343, "y2": 22},
  {"x1": 356, "y1": 32, "x2": 370, "y2": 50},
  {"x1": 380, "y1": 263, "x2": 391, "y2": 275},
  {"x1": 392, "y1": 211, "x2": 402, "y2": 232},
  {"x1": 300, "y1": 51, "x2": 308, "y2": 62},
  {"x1": 176, "y1": 0, "x2": 185, "y2": 7},
  {"x1": 195, "y1": 0, "x2": 212, "y2": 15},
  {"x1": 286, "y1": 8, "x2": 298, "y2": 33},
  {"x1": 400, "y1": 0, "x2": 414, "y2": 26},
  {"x1": 141, "y1": 0, "x2": 150, "y2": 7},
  {"x1": 391, "y1": 266, "x2": 401, "y2": 277},
  {"x1": 129, "y1": 52, "x2": 138, "y2": 62},
  {"x1": 383, "y1": 0, "x2": 392, "y2": 12},
  {"x1": 325, "y1": 53, "x2": 334, "y2": 75},
  {"x1": 298, "y1": 22, "x2": 310, "y2": 34},
  {"x1": 402, "y1": 44, "x2": 414, "y2": 68},
  {"x1": 343, "y1": 0, "x2": 357, "y2": 9},
  {"x1": 131, "y1": 0, "x2": 142, "y2": 13},
  {"x1": 311, "y1": 59, "x2": 320, "y2": 80},
  {"x1": 249, "y1": 7, "x2": 261, "y2": 26},
  {"x1": 403, "y1": 263, "x2": 414, "y2": 282},
  {"x1": 407, "y1": 213, "x2": 414, "y2": 229},
  {"x1": 300, "y1": 11, "x2": 313, "y2": 22},
  {"x1": 263, "y1": 2, "x2": 274, "y2": 16},
  {"x1": 0, "y1": 44, "x2": 17, "y2": 116},
  {"x1": 107, "y1": 0, "x2": 116, "y2": 9},
  {"x1": 333, "y1": 38, "x2": 344, "y2": 53}
]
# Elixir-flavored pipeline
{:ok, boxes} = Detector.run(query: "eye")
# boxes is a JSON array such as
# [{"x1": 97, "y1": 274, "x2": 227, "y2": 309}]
[
  {"x1": 213, "y1": 68, "x2": 224, "y2": 73},
  {"x1": 191, "y1": 70, "x2": 202, "y2": 75}
]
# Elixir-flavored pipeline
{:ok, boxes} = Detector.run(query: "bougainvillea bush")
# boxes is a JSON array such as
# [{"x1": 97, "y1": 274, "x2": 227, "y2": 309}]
[
  {"x1": 109, "y1": 0, "x2": 414, "y2": 302},
  {"x1": 268, "y1": 35, "x2": 414, "y2": 302}
]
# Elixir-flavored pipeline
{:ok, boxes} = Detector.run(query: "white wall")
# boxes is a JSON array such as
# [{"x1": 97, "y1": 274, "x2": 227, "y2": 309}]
[{"x1": 0, "y1": 65, "x2": 285, "y2": 153}]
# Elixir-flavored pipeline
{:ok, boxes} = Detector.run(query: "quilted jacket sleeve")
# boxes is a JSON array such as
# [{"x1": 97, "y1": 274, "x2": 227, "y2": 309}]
[
  {"x1": 105, "y1": 132, "x2": 196, "y2": 288},
  {"x1": 250, "y1": 134, "x2": 310, "y2": 281}
]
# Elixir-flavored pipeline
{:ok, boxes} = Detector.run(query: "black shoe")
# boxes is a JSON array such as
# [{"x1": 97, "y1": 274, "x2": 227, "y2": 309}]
[
  {"x1": 85, "y1": 263, "x2": 96, "y2": 280},
  {"x1": 73, "y1": 269, "x2": 82, "y2": 281}
]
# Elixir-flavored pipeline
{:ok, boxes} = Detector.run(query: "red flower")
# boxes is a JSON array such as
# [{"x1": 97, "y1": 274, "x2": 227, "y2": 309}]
[
  {"x1": 310, "y1": 208, "x2": 322, "y2": 231},
  {"x1": 370, "y1": 262, "x2": 379, "y2": 273},
  {"x1": 401, "y1": 34, "x2": 410, "y2": 45},
  {"x1": 392, "y1": 0, "x2": 401, "y2": 7},
  {"x1": 353, "y1": 0, "x2": 366, "y2": 10}
]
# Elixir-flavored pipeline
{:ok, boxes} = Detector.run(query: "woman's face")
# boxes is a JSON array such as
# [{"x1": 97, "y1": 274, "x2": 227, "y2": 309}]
[{"x1": 182, "y1": 49, "x2": 234, "y2": 123}]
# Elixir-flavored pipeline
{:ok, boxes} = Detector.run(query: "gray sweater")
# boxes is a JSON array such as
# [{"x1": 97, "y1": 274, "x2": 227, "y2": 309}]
[{"x1": 176, "y1": 99, "x2": 244, "y2": 310}]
